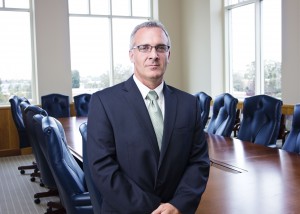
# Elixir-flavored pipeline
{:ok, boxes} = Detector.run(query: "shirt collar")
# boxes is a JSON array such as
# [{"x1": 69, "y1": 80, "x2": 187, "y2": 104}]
[{"x1": 133, "y1": 75, "x2": 164, "y2": 100}]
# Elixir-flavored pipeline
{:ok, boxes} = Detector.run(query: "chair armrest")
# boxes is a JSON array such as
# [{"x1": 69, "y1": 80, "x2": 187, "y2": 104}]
[{"x1": 71, "y1": 192, "x2": 92, "y2": 206}]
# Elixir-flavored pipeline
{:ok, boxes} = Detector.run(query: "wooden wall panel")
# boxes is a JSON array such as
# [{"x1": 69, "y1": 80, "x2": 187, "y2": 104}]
[
  {"x1": 0, "y1": 106, "x2": 20, "y2": 157},
  {"x1": 236, "y1": 102, "x2": 294, "y2": 115}
]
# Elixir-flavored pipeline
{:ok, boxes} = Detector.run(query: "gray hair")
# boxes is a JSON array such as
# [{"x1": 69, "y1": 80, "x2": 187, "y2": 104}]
[{"x1": 129, "y1": 20, "x2": 171, "y2": 49}]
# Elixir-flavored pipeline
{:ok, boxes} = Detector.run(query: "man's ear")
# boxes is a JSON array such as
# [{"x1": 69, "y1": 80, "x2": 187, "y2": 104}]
[
  {"x1": 167, "y1": 50, "x2": 171, "y2": 64},
  {"x1": 129, "y1": 51, "x2": 134, "y2": 63}
]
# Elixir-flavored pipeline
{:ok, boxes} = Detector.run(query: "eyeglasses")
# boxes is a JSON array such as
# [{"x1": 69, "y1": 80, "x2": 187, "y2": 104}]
[{"x1": 131, "y1": 44, "x2": 170, "y2": 53}]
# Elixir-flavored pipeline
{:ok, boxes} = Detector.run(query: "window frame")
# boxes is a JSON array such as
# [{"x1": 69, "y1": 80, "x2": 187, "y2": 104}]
[
  {"x1": 0, "y1": 0, "x2": 36, "y2": 105},
  {"x1": 68, "y1": 0, "x2": 153, "y2": 95},
  {"x1": 224, "y1": 0, "x2": 281, "y2": 99}
]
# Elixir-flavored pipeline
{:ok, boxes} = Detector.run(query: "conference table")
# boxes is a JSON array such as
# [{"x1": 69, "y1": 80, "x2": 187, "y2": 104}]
[
  {"x1": 58, "y1": 116, "x2": 87, "y2": 162},
  {"x1": 59, "y1": 116, "x2": 300, "y2": 214},
  {"x1": 196, "y1": 134, "x2": 300, "y2": 214}
]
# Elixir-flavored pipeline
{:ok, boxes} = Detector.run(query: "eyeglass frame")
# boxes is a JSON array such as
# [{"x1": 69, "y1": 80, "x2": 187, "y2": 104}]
[{"x1": 130, "y1": 44, "x2": 170, "y2": 53}]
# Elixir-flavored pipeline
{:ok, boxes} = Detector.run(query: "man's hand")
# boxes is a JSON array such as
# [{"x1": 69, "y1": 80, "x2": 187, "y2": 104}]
[{"x1": 151, "y1": 203, "x2": 181, "y2": 214}]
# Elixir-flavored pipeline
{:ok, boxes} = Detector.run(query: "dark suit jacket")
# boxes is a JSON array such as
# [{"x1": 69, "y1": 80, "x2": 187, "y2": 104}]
[{"x1": 87, "y1": 76, "x2": 210, "y2": 214}]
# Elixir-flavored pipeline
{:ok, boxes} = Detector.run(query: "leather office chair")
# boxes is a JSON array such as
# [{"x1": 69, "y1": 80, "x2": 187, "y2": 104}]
[
  {"x1": 19, "y1": 101, "x2": 40, "y2": 182},
  {"x1": 237, "y1": 94, "x2": 283, "y2": 147},
  {"x1": 206, "y1": 93, "x2": 238, "y2": 137},
  {"x1": 22, "y1": 104, "x2": 60, "y2": 207},
  {"x1": 73, "y1": 93, "x2": 91, "y2": 117},
  {"x1": 195, "y1": 91, "x2": 212, "y2": 128},
  {"x1": 33, "y1": 114, "x2": 93, "y2": 214},
  {"x1": 41, "y1": 93, "x2": 70, "y2": 118},
  {"x1": 9, "y1": 95, "x2": 38, "y2": 174},
  {"x1": 79, "y1": 122, "x2": 102, "y2": 214},
  {"x1": 282, "y1": 104, "x2": 300, "y2": 153}
]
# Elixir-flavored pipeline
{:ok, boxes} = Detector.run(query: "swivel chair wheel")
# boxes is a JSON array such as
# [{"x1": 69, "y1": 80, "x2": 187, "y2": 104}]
[
  {"x1": 31, "y1": 177, "x2": 36, "y2": 182},
  {"x1": 46, "y1": 207, "x2": 53, "y2": 214},
  {"x1": 34, "y1": 198, "x2": 40, "y2": 204},
  {"x1": 34, "y1": 168, "x2": 39, "y2": 173},
  {"x1": 20, "y1": 170, "x2": 25, "y2": 174}
]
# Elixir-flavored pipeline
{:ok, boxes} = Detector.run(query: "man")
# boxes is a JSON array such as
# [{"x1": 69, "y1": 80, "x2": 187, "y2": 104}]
[{"x1": 87, "y1": 20, "x2": 210, "y2": 214}]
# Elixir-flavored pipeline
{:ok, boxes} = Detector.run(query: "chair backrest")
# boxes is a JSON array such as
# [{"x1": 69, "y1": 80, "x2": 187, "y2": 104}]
[
  {"x1": 19, "y1": 101, "x2": 34, "y2": 150},
  {"x1": 237, "y1": 94, "x2": 283, "y2": 147},
  {"x1": 282, "y1": 104, "x2": 300, "y2": 153},
  {"x1": 20, "y1": 101, "x2": 31, "y2": 134},
  {"x1": 79, "y1": 122, "x2": 102, "y2": 213},
  {"x1": 23, "y1": 105, "x2": 57, "y2": 188},
  {"x1": 74, "y1": 93, "x2": 91, "y2": 117},
  {"x1": 41, "y1": 93, "x2": 70, "y2": 118},
  {"x1": 195, "y1": 91, "x2": 212, "y2": 127},
  {"x1": 33, "y1": 114, "x2": 92, "y2": 214},
  {"x1": 20, "y1": 101, "x2": 30, "y2": 117},
  {"x1": 206, "y1": 93, "x2": 238, "y2": 137},
  {"x1": 9, "y1": 95, "x2": 30, "y2": 148}
]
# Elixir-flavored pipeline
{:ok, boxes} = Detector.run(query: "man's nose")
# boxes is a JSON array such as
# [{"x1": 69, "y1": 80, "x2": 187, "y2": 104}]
[{"x1": 148, "y1": 47, "x2": 159, "y2": 58}]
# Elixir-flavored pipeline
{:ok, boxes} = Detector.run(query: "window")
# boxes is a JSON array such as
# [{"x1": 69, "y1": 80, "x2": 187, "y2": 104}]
[
  {"x1": 225, "y1": 0, "x2": 281, "y2": 99},
  {"x1": 68, "y1": 0, "x2": 153, "y2": 96},
  {"x1": 0, "y1": 0, "x2": 33, "y2": 105}
]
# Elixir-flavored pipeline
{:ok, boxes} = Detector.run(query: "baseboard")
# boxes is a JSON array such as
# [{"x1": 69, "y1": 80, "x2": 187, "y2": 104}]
[
  {"x1": 0, "y1": 149, "x2": 21, "y2": 157},
  {"x1": 21, "y1": 147, "x2": 33, "y2": 155}
]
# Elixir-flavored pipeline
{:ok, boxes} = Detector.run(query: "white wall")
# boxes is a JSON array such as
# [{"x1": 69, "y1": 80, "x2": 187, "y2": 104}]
[
  {"x1": 160, "y1": 0, "x2": 224, "y2": 97},
  {"x1": 210, "y1": 0, "x2": 225, "y2": 97},
  {"x1": 282, "y1": 0, "x2": 300, "y2": 105},
  {"x1": 157, "y1": 0, "x2": 183, "y2": 90},
  {"x1": 33, "y1": 0, "x2": 72, "y2": 104},
  {"x1": 181, "y1": 0, "x2": 212, "y2": 95}
]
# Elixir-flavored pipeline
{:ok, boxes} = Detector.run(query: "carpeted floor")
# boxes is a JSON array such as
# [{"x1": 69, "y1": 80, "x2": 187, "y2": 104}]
[{"x1": 0, "y1": 154, "x2": 60, "y2": 214}]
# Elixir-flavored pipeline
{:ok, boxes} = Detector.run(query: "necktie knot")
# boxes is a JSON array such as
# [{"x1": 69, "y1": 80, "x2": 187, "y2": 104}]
[{"x1": 147, "y1": 90, "x2": 158, "y2": 101}]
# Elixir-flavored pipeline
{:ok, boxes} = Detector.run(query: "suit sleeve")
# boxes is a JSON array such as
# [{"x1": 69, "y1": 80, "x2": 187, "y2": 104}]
[
  {"x1": 87, "y1": 93, "x2": 161, "y2": 213},
  {"x1": 169, "y1": 98, "x2": 210, "y2": 214}
]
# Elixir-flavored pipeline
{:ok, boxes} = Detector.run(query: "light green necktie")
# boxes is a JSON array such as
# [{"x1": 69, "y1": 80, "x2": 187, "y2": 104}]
[{"x1": 146, "y1": 90, "x2": 164, "y2": 150}]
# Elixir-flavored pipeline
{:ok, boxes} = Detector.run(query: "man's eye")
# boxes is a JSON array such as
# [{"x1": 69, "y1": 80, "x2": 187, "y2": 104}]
[
  {"x1": 157, "y1": 46, "x2": 165, "y2": 51},
  {"x1": 138, "y1": 45, "x2": 149, "y2": 51}
]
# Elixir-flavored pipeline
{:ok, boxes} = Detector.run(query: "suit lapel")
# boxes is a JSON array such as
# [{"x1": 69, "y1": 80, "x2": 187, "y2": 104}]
[
  {"x1": 122, "y1": 77, "x2": 160, "y2": 160},
  {"x1": 158, "y1": 85, "x2": 177, "y2": 167}
]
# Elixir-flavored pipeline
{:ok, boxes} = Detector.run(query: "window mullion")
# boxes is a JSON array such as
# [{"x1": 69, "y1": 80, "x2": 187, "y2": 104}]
[
  {"x1": 225, "y1": 0, "x2": 257, "y2": 10},
  {"x1": 29, "y1": 0, "x2": 37, "y2": 103},
  {"x1": 108, "y1": 0, "x2": 114, "y2": 86},
  {"x1": 225, "y1": 8, "x2": 233, "y2": 93},
  {"x1": 255, "y1": 0, "x2": 262, "y2": 95},
  {"x1": 129, "y1": 0, "x2": 132, "y2": 16}
]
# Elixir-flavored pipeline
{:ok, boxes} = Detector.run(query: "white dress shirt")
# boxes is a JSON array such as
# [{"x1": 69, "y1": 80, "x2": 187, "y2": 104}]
[{"x1": 133, "y1": 75, "x2": 165, "y2": 119}]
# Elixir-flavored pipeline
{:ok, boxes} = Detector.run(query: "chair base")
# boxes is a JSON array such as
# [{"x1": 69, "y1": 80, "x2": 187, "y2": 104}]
[
  {"x1": 45, "y1": 201, "x2": 65, "y2": 214},
  {"x1": 30, "y1": 171, "x2": 41, "y2": 182},
  {"x1": 18, "y1": 162, "x2": 38, "y2": 174},
  {"x1": 34, "y1": 189, "x2": 59, "y2": 204}
]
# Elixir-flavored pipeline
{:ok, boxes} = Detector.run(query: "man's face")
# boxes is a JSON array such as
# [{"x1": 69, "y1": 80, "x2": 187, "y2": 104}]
[{"x1": 129, "y1": 27, "x2": 170, "y2": 87}]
